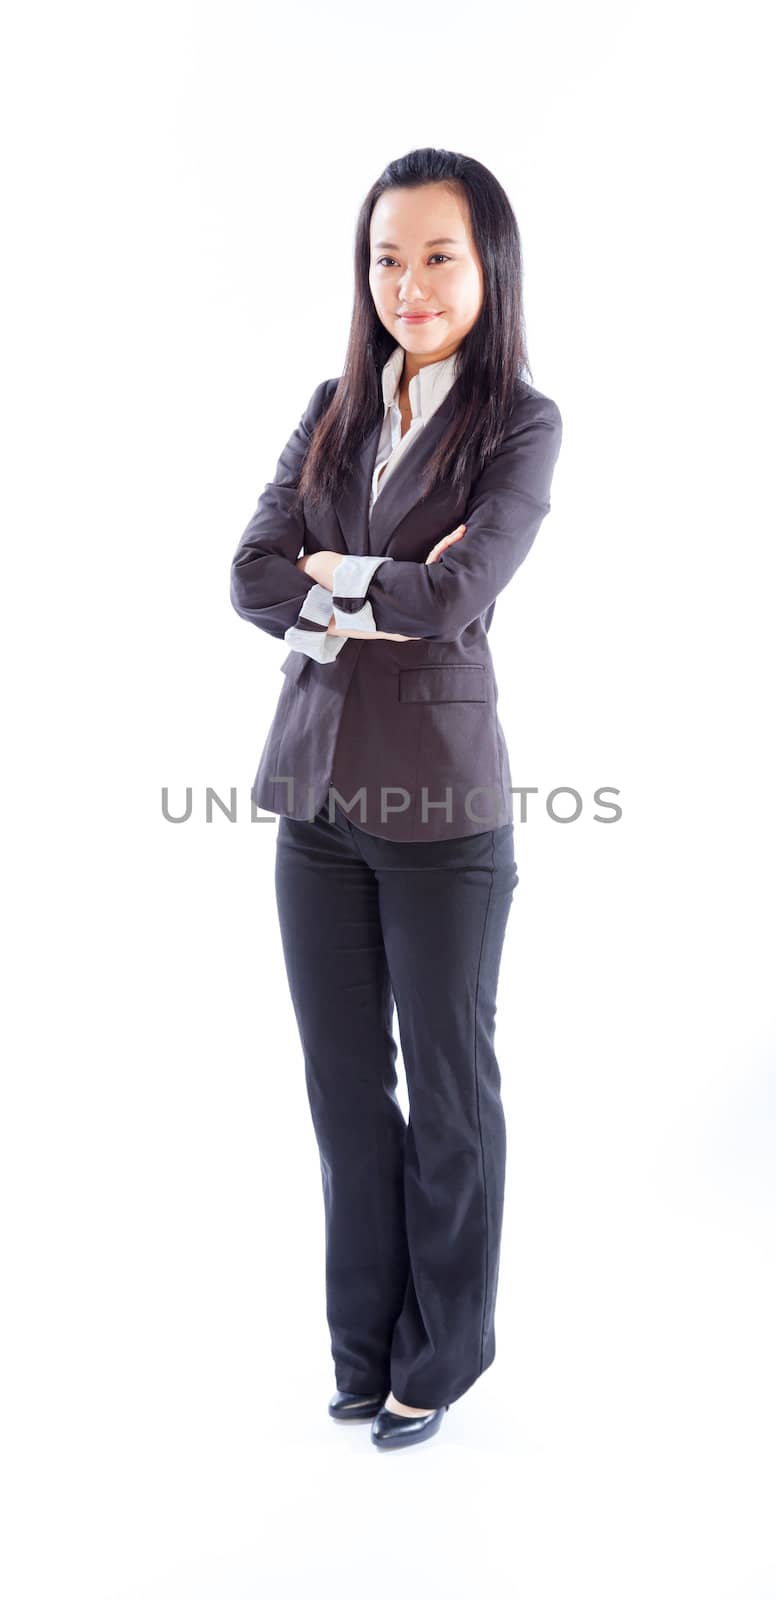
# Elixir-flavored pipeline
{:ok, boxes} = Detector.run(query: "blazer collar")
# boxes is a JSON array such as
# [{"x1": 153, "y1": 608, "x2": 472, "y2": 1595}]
[{"x1": 335, "y1": 344, "x2": 463, "y2": 557}]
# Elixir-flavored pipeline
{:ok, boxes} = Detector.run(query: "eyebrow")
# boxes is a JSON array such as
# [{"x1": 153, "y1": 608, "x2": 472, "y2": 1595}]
[{"x1": 373, "y1": 237, "x2": 461, "y2": 250}]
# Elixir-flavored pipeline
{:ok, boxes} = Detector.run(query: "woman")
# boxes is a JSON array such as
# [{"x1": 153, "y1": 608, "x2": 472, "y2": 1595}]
[{"x1": 230, "y1": 147, "x2": 563, "y2": 1451}]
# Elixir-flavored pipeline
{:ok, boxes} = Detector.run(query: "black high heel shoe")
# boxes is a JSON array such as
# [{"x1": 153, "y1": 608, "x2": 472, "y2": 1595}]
[
  {"x1": 370, "y1": 1402, "x2": 450, "y2": 1449},
  {"x1": 328, "y1": 1388, "x2": 388, "y2": 1421}
]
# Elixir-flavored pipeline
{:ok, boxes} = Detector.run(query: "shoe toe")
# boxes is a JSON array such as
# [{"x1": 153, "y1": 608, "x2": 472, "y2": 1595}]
[{"x1": 371, "y1": 1403, "x2": 449, "y2": 1448}]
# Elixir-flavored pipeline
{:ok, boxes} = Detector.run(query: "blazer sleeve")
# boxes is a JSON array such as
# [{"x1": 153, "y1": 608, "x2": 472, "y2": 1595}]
[
  {"x1": 356, "y1": 395, "x2": 563, "y2": 643},
  {"x1": 230, "y1": 378, "x2": 334, "y2": 640}
]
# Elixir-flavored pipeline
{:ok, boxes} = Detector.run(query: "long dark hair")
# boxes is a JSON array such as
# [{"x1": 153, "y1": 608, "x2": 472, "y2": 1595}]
[{"x1": 294, "y1": 146, "x2": 533, "y2": 515}]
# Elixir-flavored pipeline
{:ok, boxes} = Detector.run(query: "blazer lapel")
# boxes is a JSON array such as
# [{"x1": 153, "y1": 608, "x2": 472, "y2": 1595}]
[
  {"x1": 334, "y1": 380, "x2": 461, "y2": 559},
  {"x1": 332, "y1": 417, "x2": 381, "y2": 559}
]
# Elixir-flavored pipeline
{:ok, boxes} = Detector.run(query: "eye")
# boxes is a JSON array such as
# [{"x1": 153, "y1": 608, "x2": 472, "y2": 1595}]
[{"x1": 374, "y1": 255, "x2": 452, "y2": 268}]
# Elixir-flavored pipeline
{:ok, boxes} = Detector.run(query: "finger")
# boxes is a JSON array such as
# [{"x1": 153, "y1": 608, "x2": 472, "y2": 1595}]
[
  {"x1": 438, "y1": 527, "x2": 466, "y2": 550},
  {"x1": 425, "y1": 529, "x2": 466, "y2": 564}
]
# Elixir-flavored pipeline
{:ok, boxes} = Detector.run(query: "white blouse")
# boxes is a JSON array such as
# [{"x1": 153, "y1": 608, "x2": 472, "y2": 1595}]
[
  {"x1": 369, "y1": 341, "x2": 460, "y2": 512},
  {"x1": 284, "y1": 343, "x2": 460, "y2": 663}
]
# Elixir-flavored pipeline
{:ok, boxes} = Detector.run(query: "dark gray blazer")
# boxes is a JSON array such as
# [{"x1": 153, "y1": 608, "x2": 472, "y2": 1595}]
[{"x1": 230, "y1": 374, "x2": 563, "y2": 842}]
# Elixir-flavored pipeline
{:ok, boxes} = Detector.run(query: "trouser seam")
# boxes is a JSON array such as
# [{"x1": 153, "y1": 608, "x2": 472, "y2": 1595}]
[{"x1": 474, "y1": 826, "x2": 497, "y2": 1374}]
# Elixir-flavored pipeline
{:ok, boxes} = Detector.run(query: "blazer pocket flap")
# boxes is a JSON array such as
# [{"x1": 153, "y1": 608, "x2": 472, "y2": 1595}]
[
  {"x1": 280, "y1": 649, "x2": 311, "y2": 683},
  {"x1": 398, "y1": 664, "x2": 488, "y2": 703}
]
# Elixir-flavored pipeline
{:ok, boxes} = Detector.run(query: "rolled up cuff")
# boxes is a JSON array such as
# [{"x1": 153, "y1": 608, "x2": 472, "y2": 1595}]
[
  {"x1": 282, "y1": 581, "x2": 347, "y2": 662},
  {"x1": 331, "y1": 554, "x2": 394, "y2": 631}
]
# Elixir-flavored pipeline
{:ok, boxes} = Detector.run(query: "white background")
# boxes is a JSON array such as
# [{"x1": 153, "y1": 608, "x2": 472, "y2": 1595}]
[{"x1": 2, "y1": 2, "x2": 774, "y2": 1596}]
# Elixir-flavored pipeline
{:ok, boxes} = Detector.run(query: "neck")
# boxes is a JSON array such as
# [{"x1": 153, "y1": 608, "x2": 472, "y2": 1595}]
[{"x1": 400, "y1": 345, "x2": 455, "y2": 387}]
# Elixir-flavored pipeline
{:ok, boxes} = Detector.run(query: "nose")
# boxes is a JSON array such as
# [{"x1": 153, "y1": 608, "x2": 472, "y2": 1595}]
[{"x1": 397, "y1": 270, "x2": 429, "y2": 303}]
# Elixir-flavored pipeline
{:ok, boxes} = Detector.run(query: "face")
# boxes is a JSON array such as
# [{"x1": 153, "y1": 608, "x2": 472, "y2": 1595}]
[{"x1": 368, "y1": 183, "x2": 484, "y2": 378}]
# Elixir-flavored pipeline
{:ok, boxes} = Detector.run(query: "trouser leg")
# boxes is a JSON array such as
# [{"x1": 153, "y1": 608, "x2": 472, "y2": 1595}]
[
  {"x1": 352, "y1": 819, "x2": 519, "y2": 1409},
  {"x1": 273, "y1": 807, "x2": 408, "y2": 1393}
]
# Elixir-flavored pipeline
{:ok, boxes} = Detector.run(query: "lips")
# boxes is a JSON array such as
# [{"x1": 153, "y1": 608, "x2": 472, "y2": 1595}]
[{"x1": 399, "y1": 312, "x2": 441, "y2": 321}]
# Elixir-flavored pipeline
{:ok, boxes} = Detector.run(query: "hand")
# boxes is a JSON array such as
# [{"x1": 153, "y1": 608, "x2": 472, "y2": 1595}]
[
  {"x1": 425, "y1": 523, "x2": 466, "y2": 564},
  {"x1": 295, "y1": 550, "x2": 343, "y2": 590},
  {"x1": 326, "y1": 618, "x2": 421, "y2": 641},
  {"x1": 380, "y1": 526, "x2": 466, "y2": 632}
]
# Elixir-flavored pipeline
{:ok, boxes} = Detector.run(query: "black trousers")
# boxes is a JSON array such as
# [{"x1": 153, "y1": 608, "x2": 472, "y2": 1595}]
[{"x1": 274, "y1": 800, "x2": 519, "y2": 1409}]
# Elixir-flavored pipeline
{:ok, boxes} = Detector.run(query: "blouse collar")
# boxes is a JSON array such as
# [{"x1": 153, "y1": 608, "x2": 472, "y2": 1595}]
[{"x1": 379, "y1": 341, "x2": 461, "y2": 421}]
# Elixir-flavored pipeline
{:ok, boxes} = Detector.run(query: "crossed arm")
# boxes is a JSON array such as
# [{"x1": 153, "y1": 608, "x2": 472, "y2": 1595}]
[
  {"x1": 295, "y1": 530, "x2": 466, "y2": 642},
  {"x1": 230, "y1": 378, "x2": 563, "y2": 656}
]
